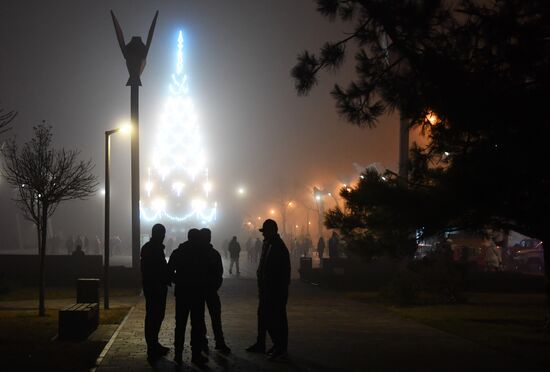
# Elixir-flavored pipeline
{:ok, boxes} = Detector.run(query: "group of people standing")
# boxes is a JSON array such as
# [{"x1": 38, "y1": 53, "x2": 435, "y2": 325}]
[{"x1": 140, "y1": 219, "x2": 291, "y2": 366}]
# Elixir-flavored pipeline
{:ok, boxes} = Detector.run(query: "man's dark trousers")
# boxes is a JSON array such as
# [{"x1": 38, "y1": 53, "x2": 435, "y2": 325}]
[
  {"x1": 257, "y1": 288, "x2": 288, "y2": 350},
  {"x1": 205, "y1": 291, "x2": 225, "y2": 344},
  {"x1": 144, "y1": 285, "x2": 167, "y2": 352},
  {"x1": 174, "y1": 292, "x2": 206, "y2": 355}
]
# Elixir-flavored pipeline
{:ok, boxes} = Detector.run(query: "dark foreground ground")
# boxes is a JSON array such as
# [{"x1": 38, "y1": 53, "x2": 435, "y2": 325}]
[{"x1": 96, "y1": 276, "x2": 546, "y2": 372}]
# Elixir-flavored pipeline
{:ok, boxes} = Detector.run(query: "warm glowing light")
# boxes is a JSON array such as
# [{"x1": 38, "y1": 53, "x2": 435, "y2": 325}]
[
  {"x1": 315, "y1": 195, "x2": 321, "y2": 201},
  {"x1": 100, "y1": 188, "x2": 106, "y2": 195},
  {"x1": 237, "y1": 187, "x2": 246, "y2": 195},
  {"x1": 257, "y1": 216, "x2": 261, "y2": 220},
  {"x1": 119, "y1": 123, "x2": 132, "y2": 134},
  {"x1": 287, "y1": 201, "x2": 293, "y2": 207},
  {"x1": 426, "y1": 110, "x2": 439, "y2": 126},
  {"x1": 270, "y1": 209, "x2": 275, "y2": 215},
  {"x1": 295, "y1": 225, "x2": 299, "y2": 229}
]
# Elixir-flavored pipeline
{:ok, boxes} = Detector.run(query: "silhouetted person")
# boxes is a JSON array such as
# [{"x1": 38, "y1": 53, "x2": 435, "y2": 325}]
[
  {"x1": 246, "y1": 237, "x2": 253, "y2": 262},
  {"x1": 228, "y1": 236, "x2": 241, "y2": 274},
  {"x1": 140, "y1": 224, "x2": 170, "y2": 361},
  {"x1": 168, "y1": 229, "x2": 209, "y2": 365},
  {"x1": 317, "y1": 237, "x2": 325, "y2": 259},
  {"x1": 246, "y1": 219, "x2": 291, "y2": 360},
  {"x1": 199, "y1": 228, "x2": 231, "y2": 354},
  {"x1": 72, "y1": 245, "x2": 85, "y2": 257},
  {"x1": 329, "y1": 231, "x2": 340, "y2": 258}
]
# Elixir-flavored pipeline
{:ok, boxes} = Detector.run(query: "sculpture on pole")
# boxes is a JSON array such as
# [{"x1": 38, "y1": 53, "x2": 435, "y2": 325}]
[{"x1": 111, "y1": 10, "x2": 158, "y2": 269}]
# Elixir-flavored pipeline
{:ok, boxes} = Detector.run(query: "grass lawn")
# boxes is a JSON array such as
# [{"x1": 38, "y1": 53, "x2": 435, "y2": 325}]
[
  {"x1": 0, "y1": 306, "x2": 130, "y2": 372},
  {"x1": 348, "y1": 291, "x2": 550, "y2": 368}
]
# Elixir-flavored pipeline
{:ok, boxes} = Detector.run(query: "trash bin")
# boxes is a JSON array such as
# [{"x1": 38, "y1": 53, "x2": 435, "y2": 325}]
[{"x1": 76, "y1": 278, "x2": 99, "y2": 303}]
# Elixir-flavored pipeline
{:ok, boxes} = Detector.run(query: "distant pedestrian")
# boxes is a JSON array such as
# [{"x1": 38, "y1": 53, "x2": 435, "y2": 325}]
[
  {"x1": 329, "y1": 231, "x2": 340, "y2": 258},
  {"x1": 317, "y1": 237, "x2": 325, "y2": 259},
  {"x1": 246, "y1": 219, "x2": 291, "y2": 361},
  {"x1": 228, "y1": 236, "x2": 241, "y2": 275},
  {"x1": 200, "y1": 228, "x2": 231, "y2": 354},
  {"x1": 140, "y1": 224, "x2": 170, "y2": 361},
  {"x1": 246, "y1": 237, "x2": 253, "y2": 262},
  {"x1": 169, "y1": 229, "x2": 209, "y2": 365},
  {"x1": 72, "y1": 245, "x2": 85, "y2": 257}
]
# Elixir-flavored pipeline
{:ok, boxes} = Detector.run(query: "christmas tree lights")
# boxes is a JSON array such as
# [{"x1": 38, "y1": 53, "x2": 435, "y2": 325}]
[{"x1": 140, "y1": 31, "x2": 217, "y2": 227}]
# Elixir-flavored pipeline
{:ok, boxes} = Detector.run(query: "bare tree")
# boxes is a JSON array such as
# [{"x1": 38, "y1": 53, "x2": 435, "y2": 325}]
[
  {"x1": 1, "y1": 123, "x2": 97, "y2": 316},
  {"x1": 0, "y1": 105, "x2": 17, "y2": 134}
]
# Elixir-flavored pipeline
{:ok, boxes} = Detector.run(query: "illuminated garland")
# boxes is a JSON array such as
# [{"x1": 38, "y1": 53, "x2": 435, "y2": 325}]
[{"x1": 140, "y1": 31, "x2": 217, "y2": 226}]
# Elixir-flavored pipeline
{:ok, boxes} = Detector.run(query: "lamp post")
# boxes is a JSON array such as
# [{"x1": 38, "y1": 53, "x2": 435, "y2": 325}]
[{"x1": 104, "y1": 125, "x2": 130, "y2": 310}]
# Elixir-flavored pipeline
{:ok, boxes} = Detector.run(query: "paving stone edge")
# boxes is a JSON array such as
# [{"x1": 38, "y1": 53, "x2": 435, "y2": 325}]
[{"x1": 90, "y1": 305, "x2": 136, "y2": 372}]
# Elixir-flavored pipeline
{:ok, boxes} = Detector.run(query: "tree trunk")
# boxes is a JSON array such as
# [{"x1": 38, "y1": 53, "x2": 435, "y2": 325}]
[{"x1": 38, "y1": 203, "x2": 47, "y2": 316}]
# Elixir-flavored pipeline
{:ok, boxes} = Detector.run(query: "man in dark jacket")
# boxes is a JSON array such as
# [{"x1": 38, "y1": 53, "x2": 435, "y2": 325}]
[
  {"x1": 140, "y1": 223, "x2": 170, "y2": 360},
  {"x1": 200, "y1": 228, "x2": 231, "y2": 353},
  {"x1": 246, "y1": 219, "x2": 291, "y2": 360},
  {"x1": 168, "y1": 229, "x2": 209, "y2": 365},
  {"x1": 228, "y1": 236, "x2": 241, "y2": 274}
]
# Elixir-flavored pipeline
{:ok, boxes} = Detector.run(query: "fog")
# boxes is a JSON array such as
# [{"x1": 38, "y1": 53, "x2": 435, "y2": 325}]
[{"x1": 0, "y1": 0, "x2": 401, "y2": 258}]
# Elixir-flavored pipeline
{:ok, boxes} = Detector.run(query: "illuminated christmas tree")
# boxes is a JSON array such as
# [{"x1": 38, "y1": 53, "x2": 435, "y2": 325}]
[{"x1": 141, "y1": 31, "x2": 217, "y2": 229}]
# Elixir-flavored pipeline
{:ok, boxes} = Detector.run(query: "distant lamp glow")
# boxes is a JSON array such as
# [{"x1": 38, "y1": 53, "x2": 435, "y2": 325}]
[
  {"x1": 270, "y1": 209, "x2": 275, "y2": 215},
  {"x1": 315, "y1": 195, "x2": 321, "y2": 201},
  {"x1": 237, "y1": 187, "x2": 246, "y2": 196},
  {"x1": 100, "y1": 188, "x2": 106, "y2": 196},
  {"x1": 119, "y1": 124, "x2": 132, "y2": 134}
]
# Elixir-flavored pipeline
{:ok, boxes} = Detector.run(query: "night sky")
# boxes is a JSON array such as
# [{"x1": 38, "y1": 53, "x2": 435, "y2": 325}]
[{"x1": 0, "y1": 0, "x2": 401, "y2": 249}]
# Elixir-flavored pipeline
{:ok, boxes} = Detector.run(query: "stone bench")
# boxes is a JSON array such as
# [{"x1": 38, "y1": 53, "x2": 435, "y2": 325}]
[{"x1": 58, "y1": 303, "x2": 99, "y2": 340}]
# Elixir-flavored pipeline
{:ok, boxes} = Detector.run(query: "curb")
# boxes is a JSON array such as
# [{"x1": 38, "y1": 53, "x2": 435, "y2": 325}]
[{"x1": 90, "y1": 305, "x2": 135, "y2": 372}]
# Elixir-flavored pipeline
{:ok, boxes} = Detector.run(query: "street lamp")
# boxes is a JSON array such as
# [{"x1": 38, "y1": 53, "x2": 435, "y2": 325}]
[{"x1": 104, "y1": 124, "x2": 130, "y2": 310}]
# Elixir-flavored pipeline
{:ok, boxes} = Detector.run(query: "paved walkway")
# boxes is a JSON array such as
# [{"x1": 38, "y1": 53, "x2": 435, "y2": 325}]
[{"x1": 96, "y1": 268, "x2": 544, "y2": 372}]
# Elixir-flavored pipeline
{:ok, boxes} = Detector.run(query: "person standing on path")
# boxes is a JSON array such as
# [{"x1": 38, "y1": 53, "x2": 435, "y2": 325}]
[
  {"x1": 328, "y1": 231, "x2": 340, "y2": 258},
  {"x1": 246, "y1": 219, "x2": 291, "y2": 361},
  {"x1": 168, "y1": 228, "x2": 209, "y2": 365},
  {"x1": 228, "y1": 236, "x2": 241, "y2": 274},
  {"x1": 317, "y1": 237, "x2": 325, "y2": 260},
  {"x1": 200, "y1": 228, "x2": 231, "y2": 354},
  {"x1": 140, "y1": 223, "x2": 171, "y2": 361}
]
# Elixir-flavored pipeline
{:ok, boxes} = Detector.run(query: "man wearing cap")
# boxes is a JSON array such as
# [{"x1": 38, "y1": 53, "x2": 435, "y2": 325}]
[{"x1": 246, "y1": 219, "x2": 291, "y2": 360}]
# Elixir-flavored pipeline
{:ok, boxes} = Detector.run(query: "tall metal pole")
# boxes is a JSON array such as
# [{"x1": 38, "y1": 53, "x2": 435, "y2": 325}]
[
  {"x1": 110, "y1": 10, "x2": 158, "y2": 271},
  {"x1": 130, "y1": 85, "x2": 140, "y2": 270},
  {"x1": 104, "y1": 132, "x2": 111, "y2": 310}
]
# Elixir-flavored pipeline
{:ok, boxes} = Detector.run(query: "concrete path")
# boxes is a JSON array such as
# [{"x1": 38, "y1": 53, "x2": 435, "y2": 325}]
[{"x1": 95, "y1": 271, "x2": 543, "y2": 372}]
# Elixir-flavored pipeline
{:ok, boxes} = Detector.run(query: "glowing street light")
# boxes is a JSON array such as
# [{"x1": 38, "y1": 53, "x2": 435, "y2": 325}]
[
  {"x1": 104, "y1": 125, "x2": 130, "y2": 310},
  {"x1": 237, "y1": 186, "x2": 246, "y2": 196}
]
